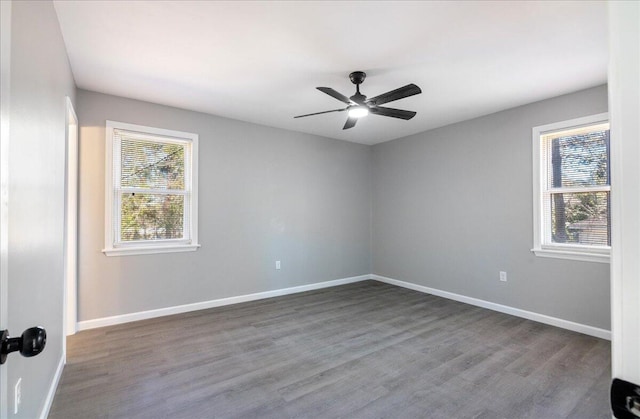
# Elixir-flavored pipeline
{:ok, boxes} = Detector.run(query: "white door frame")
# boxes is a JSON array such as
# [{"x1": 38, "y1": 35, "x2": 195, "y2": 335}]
[
  {"x1": 64, "y1": 97, "x2": 78, "y2": 343},
  {"x1": 0, "y1": 2, "x2": 12, "y2": 418},
  {"x1": 609, "y1": 1, "x2": 640, "y2": 386}
]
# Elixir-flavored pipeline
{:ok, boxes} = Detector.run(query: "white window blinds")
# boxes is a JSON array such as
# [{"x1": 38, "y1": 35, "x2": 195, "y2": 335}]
[
  {"x1": 541, "y1": 123, "x2": 610, "y2": 247},
  {"x1": 113, "y1": 128, "x2": 192, "y2": 243}
]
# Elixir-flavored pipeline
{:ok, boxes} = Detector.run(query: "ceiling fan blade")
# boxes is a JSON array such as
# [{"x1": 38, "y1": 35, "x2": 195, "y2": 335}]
[
  {"x1": 294, "y1": 108, "x2": 347, "y2": 118},
  {"x1": 317, "y1": 87, "x2": 353, "y2": 105},
  {"x1": 366, "y1": 84, "x2": 422, "y2": 106},
  {"x1": 369, "y1": 106, "x2": 417, "y2": 120},
  {"x1": 343, "y1": 117, "x2": 358, "y2": 130}
]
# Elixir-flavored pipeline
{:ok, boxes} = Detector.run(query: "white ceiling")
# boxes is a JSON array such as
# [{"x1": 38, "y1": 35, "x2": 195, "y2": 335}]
[{"x1": 53, "y1": 1, "x2": 607, "y2": 145}]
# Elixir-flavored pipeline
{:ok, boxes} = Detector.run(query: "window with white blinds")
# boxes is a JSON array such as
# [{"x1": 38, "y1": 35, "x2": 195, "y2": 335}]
[
  {"x1": 532, "y1": 113, "x2": 610, "y2": 263},
  {"x1": 104, "y1": 121, "x2": 199, "y2": 256}
]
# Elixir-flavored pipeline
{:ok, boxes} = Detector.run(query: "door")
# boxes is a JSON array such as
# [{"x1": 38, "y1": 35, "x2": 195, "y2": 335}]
[
  {"x1": 0, "y1": 2, "x2": 12, "y2": 417},
  {"x1": 609, "y1": 0, "x2": 640, "y2": 392},
  {"x1": 1, "y1": 2, "x2": 70, "y2": 417}
]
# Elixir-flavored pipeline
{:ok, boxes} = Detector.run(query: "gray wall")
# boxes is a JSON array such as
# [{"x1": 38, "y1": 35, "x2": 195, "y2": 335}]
[
  {"x1": 372, "y1": 85, "x2": 610, "y2": 330},
  {"x1": 7, "y1": 1, "x2": 77, "y2": 417},
  {"x1": 76, "y1": 90, "x2": 372, "y2": 322},
  {"x1": 78, "y1": 86, "x2": 611, "y2": 331}
]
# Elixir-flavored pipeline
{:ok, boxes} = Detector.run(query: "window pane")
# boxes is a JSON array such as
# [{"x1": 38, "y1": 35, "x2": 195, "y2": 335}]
[
  {"x1": 120, "y1": 193, "x2": 184, "y2": 241},
  {"x1": 120, "y1": 137, "x2": 185, "y2": 190},
  {"x1": 547, "y1": 130, "x2": 609, "y2": 188},
  {"x1": 550, "y1": 191, "x2": 610, "y2": 246}
]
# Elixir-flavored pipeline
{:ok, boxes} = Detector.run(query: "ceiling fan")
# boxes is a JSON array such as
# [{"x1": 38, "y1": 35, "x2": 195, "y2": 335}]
[{"x1": 294, "y1": 71, "x2": 422, "y2": 130}]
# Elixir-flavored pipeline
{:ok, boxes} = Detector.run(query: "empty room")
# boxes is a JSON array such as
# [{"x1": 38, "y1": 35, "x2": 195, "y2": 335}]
[{"x1": 1, "y1": 1, "x2": 639, "y2": 418}]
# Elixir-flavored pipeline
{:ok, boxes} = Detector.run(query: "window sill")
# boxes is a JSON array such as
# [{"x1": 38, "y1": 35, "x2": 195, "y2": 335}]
[
  {"x1": 531, "y1": 247, "x2": 610, "y2": 263},
  {"x1": 103, "y1": 243, "x2": 200, "y2": 257}
]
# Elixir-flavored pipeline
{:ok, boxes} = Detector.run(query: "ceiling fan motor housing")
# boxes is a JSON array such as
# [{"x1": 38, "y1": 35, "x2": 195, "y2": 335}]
[{"x1": 349, "y1": 71, "x2": 366, "y2": 85}]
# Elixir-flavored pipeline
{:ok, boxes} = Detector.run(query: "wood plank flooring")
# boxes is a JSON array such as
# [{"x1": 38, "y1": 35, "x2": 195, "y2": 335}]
[{"x1": 49, "y1": 281, "x2": 611, "y2": 418}]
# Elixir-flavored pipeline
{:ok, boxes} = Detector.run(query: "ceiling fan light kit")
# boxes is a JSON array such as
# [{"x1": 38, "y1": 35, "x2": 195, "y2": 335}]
[
  {"x1": 348, "y1": 106, "x2": 369, "y2": 118},
  {"x1": 294, "y1": 71, "x2": 422, "y2": 130}
]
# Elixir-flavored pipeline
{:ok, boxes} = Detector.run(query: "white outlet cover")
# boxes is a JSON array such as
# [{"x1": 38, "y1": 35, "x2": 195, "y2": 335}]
[{"x1": 15, "y1": 378, "x2": 21, "y2": 414}]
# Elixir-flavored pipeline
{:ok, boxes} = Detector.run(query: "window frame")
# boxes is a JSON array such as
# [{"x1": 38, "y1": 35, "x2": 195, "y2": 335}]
[
  {"x1": 103, "y1": 120, "x2": 199, "y2": 256},
  {"x1": 532, "y1": 113, "x2": 610, "y2": 263}
]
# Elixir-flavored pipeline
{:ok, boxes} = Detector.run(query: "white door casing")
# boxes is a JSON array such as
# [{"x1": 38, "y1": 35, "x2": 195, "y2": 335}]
[{"x1": 64, "y1": 97, "x2": 78, "y2": 340}]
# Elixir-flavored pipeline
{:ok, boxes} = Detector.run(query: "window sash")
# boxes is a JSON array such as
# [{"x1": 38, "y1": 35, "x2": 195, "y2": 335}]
[
  {"x1": 113, "y1": 129, "x2": 192, "y2": 192},
  {"x1": 541, "y1": 189, "x2": 611, "y2": 247},
  {"x1": 113, "y1": 191, "x2": 192, "y2": 247},
  {"x1": 539, "y1": 121, "x2": 610, "y2": 249},
  {"x1": 112, "y1": 128, "x2": 192, "y2": 246}
]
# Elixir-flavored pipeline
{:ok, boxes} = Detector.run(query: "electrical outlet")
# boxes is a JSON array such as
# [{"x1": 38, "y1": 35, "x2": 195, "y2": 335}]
[
  {"x1": 499, "y1": 271, "x2": 507, "y2": 282},
  {"x1": 275, "y1": 260, "x2": 281, "y2": 270},
  {"x1": 14, "y1": 378, "x2": 21, "y2": 414}
]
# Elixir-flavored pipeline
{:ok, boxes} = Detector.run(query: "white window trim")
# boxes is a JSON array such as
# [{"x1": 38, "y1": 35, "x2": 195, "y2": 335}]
[
  {"x1": 531, "y1": 113, "x2": 610, "y2": 263},
  {"x1": 103, "y1": 120, "x2": 200, "y2": 256}
]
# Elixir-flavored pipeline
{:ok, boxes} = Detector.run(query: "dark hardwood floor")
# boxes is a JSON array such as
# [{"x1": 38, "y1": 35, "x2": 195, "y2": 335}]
[{"x1": 49, "y1": 280, "x2": 611, "y2": 418}]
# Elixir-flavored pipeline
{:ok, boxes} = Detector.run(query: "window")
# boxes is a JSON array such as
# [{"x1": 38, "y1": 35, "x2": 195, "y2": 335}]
[
  {"x1": 104, "y1": 121, "x2": 199, "y2": 256},
  {"x1": 532, "y1": 113, "x2": 610, "y2": 263}
]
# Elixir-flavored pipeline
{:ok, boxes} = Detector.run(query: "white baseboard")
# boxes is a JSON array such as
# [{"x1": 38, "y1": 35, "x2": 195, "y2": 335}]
[
  {"x1": 76, "y1": 273, "x2": 611, "y2": 341},
  {"x1": 371, "y1": 274, "x2": 611, "y2": 340},
  {"x1": 40, "y1": 355, "x2": 64, "y2": 419},
  {"x1": 77, "y1": 274, "x2": 370, "y2": 331}
]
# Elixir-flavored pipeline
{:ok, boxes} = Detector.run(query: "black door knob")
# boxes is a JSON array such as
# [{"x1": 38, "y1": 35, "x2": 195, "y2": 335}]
[
  {"x1": 611, "y1": 378, "x2": 640, "y2": 418},
  {"x1": 0, "y1": 327, "x2": 47, "y2": 365}
]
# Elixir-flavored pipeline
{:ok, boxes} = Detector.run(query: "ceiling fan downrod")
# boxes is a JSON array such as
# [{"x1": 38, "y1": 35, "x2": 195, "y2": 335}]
[{"x1": 349, "y1": 71, "x2": 367, "y2": 103}]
